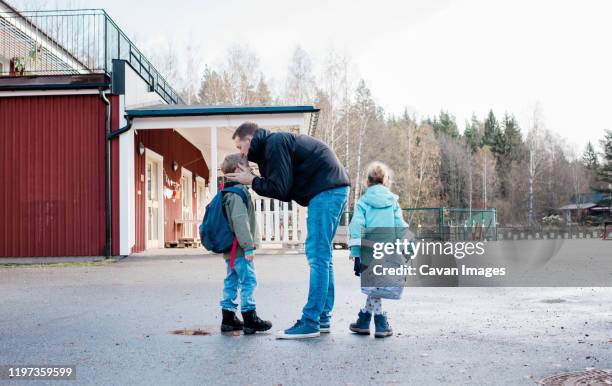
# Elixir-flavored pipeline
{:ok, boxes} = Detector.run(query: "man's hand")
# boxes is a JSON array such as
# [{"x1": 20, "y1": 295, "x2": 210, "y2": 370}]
[
  {"x1": 244, "y1": 250, "x2": 255, "y2": 261},
  {"x1": 226, "y1": 163, "x2": 256, "y2": 185}
]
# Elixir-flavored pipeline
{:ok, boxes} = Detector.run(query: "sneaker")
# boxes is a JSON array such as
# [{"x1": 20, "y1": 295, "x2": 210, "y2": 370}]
[
  {"x1": 276, "y1": 320, "x2": 320, "y2": 339},
  {"x1": 319, "y1": 322, "x2": 331, "y2": 333},
  {"x1": 220, "y1": 309, "x2": 244, "y2": 332},
  {"x1": 374, "y1": 313, "x2": 393, "y2": 338},
  {"x1": 349, "y1": 310, "x2": 372, "y2": 335}
]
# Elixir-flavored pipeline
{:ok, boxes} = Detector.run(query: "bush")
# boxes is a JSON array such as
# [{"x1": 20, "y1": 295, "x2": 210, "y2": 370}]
[{"x1": 541, "y1": 214, "x2": 564, "y2": 226}]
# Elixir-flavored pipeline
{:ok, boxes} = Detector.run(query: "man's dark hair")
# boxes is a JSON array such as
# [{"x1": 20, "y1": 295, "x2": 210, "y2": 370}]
[{"x1": 232, "y1": 122, "x2": 259, "y2": 140}]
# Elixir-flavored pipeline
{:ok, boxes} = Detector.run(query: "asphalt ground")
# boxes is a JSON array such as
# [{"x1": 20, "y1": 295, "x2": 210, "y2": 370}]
[{"x1": 1, "y1": 243, "x2": 611, "y2": 385}]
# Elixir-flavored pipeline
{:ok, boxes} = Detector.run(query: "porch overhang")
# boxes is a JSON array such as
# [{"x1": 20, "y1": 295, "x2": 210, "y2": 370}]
[
  {"x1": 124, "y1": 104, "x2": 320, "y2": 196},
  {"x1": 126, "y1": 104, "x2": 320, "y2": 118},
  {"x1": 126, "y1": 104, "x2": 319, "y2": 129}
]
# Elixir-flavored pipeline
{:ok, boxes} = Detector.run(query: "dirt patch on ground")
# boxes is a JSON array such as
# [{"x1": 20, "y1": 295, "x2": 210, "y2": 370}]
[
  {"x1": 539, "y1": 369, "x2": 611, "y2": 385},
  {"x1": 540, "y1": 298, "x2": 567, "y2": 304},
  {"x1": 171, "y1": 328, "x2": 211, "y2": 336}
]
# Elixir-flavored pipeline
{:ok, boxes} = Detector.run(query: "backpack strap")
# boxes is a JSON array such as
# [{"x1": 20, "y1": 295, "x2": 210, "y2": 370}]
[
  {"x1": 229, "y1": 238, "x2": 238, "y2": 269},
  {"x1": 222, "y1": 186, "x2": 249, "y2": 207}
]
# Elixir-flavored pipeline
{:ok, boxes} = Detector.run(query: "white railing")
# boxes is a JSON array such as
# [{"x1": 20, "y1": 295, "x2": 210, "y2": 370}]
[{"x1": 253, "y1": 195, "x2": 306, "y2": 246}]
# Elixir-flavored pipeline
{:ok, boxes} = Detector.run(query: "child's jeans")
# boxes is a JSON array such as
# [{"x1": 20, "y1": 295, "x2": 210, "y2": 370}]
[{"x1": 220, "y1": 256, "x2": 257, "y2": 312}]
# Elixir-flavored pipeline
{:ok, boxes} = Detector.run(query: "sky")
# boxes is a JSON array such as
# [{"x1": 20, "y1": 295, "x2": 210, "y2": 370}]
[{"x1": 12, "y1": 0, "x2": 612, "y2": 152}]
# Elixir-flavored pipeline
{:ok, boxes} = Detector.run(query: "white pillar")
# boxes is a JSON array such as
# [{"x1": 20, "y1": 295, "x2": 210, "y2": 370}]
[
  {"x1": 282, "y1": 202, "x2": 289, "y2": 242},
  {"x1": 299, "y1": 205, "x2": 307, "y2": 243},
  {"x1": 118, "y1": 95, "x2": 135, "y2": 256},
  {"x1": 274, "y1": 200, "x2": 281, "y2": 241},
  {"x1": 264, "y1": 199, "x2": 272, "y2": 242},
  {"x1": 255, "y1": 198, "x2": 263, "y2": 243},
  {"x1": 291, "y1": 203, "x2": 298, "y2": 241},
  {"x1": 210, "y1": 126, "x2": 218, "y2": 196}
]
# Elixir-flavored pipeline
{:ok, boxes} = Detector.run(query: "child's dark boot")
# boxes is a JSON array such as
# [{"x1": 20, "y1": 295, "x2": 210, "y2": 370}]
[
  {"x1": 349, "y1": 310, "x2": 372, "y2": 335},
  {"x1": 241, "y1": 310, "x2": 272, "y2": 334},
  {"x1": 221, "y1": 309, "x2": 244, "y2": 332},
  {"x1": 374, "y1": 313, "x2": 393, "y2": 338}
]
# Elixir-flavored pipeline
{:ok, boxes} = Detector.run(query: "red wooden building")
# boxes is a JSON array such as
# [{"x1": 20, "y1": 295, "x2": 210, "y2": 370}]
[{"x1": 0, "y1": 5, "x2": 318, "y2": 257}]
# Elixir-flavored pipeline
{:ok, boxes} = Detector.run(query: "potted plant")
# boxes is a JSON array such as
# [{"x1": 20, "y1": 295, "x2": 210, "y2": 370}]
[
  {"x1": 27, "y1": 43, "x2": 42, "y2": 70},
  {"x1": 12, "y1": 57, "x2": 25, "y2": 75}
]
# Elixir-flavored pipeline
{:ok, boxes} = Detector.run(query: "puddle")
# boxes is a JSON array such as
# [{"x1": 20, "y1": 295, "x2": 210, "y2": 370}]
[
  {"x1": 540, "y1": 298, "x2": 567, "y2": 304},
  {"x1": 171, "y1": 328, "x2": 210, "y2": 336}
]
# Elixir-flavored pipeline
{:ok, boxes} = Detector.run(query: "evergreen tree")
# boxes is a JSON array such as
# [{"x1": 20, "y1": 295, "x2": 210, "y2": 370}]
[
  {"x1": 500, "y1": 113, "x2": 523, "y2": 166},
  {"x1": 594, "y1": 129, "x2": 612, "y2": 194},
  {"x1": 432, "y1": 110, "x2": 459, "y2": 138},
  {"x1": 491, "y1": 124, "x2": 507, "y2": 161},
  {"x1": 482, "y1": 109, "x2": 499, "y2": 147},
  {"x1": 464, "y1": 113, "x2": 482, "y2": 152},
  {"x1": 491, "y1": 114, "x2": 523, "y2": 198},
  {"x1": 582, "y1": 141, "x2": 599, "y2": 171}
]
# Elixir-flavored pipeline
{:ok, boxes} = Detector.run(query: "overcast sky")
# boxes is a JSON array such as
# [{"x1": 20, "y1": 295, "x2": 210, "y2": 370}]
[{"x1": 14, "y1": 0, "x2": 612, "y2": 151}]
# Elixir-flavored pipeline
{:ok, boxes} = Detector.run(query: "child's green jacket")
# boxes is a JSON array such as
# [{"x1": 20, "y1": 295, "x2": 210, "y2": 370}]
[{"x1": 222, "y1": 183, "x2": 260, "y2": 260}]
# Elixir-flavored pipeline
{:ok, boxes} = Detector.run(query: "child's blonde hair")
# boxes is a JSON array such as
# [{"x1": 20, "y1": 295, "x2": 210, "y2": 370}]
[{"x1": 366, "y1": 161, "x2": 393, "y2": 187}]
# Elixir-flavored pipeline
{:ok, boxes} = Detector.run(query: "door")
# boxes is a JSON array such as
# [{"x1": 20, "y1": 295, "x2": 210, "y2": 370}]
[
  {"x1": 145, "y1": 150, "x2": 164, "y2": 249},
  {"x1": 181, "y1": 169, "x2": 193, "y2": 238},
  {"x1": 195, "y1": 177, "x2": 207, "y2": 241},
  {"x1": 196, "y1": 177, "x2": 207, "y2": 220}
]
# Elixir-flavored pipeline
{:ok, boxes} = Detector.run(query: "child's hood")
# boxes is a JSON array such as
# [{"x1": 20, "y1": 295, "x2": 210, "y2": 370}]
[{"x1": 360, "y1": 184, "x2": 398, "y2": 208}]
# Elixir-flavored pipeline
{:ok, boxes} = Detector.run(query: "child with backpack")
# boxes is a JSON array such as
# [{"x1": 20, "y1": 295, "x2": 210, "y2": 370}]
[
  {"x1": 348, "y1": 162, "x2": 408, "y2": 338},
  {"x1": 200, "y1": 153, "x2": 271, "y2": 334}
]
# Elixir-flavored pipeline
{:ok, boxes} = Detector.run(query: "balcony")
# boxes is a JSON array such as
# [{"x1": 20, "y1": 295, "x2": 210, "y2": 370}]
[{"x1": 0, "y1": 8, "x2": 182, "y2": 104}]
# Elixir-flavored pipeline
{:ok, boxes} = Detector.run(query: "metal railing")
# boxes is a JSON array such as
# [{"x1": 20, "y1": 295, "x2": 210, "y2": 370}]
[
  {"x1": 338, "y1": 207, "x2": 498, "y2": 241},
  {"x1": 0, "y1": 9, "x2": 182, "y2": 104}
]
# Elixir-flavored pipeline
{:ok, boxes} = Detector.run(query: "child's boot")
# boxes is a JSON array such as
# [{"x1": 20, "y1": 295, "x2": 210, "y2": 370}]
[
  {"x1": 241, "y1": 310, "x2": 272, "y2": 335},
  {"x1": 349, "y1": 310, "x2": 372, "y2": 335},
  {"x1": 374, "y1": 313, "x2": 393, "y2": 338},
  {"x1": 221, "y1": 309, "x2": 244, "y2": 332}
]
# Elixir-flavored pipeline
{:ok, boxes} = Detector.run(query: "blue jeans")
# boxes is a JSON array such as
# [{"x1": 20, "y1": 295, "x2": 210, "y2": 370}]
[
  {"x1": 301, "y1": 186, "x2": 349, "y2": 329},
  {"x1": 220, "y1": 256, "x2": 257, "y2": 312}
]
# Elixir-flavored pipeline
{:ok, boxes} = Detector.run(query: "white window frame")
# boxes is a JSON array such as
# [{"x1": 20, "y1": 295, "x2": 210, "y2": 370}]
[
  {"x1": 145, "y1": 149, "x2": 164, "y2": 249},
  {"x1": 196, "y1": 176, "x2": 207, "y2": 222},
  {"x1": 181, "y1": 167, "x2": 194, "y2": 238}
]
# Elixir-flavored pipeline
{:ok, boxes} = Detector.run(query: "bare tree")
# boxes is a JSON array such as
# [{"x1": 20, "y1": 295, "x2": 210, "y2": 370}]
[
  {"x1": 527, "y1": 105, "x2": 545, "y2": 224},
  {"x1": 224, "y1": 43, "x2": 260, "y2": 105},
  {"x1": 180, "y1": 33, "x2": 203, "y2": 104},
  {"x1": 352, "y1": 80, "x2": 375, "y2": 205},
  {"x1": 198, "y1": 66, "x2": 231, "y2": 105},
  {"x1": 284, "y1": 45, "x2": 315, "y2": 105},
  {"x1": 320, "y1": 48, "x2": 343, "y2": 149},
  {"x1": 472, "y1": 146, "x2": 498, "y2": 209}
]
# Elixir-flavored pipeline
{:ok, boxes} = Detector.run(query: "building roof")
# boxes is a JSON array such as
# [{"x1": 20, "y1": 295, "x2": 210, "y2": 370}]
[
  {"x1": 558, "y1": 203, "x2": 597, "y2": 210},
  {"x1": 126, "y1": 105, "x2": 320, "y2": 118},
  {"x1": 570, "y1": 192, "x2": 607, "y2": 205},
  {"x1": 0, "y1": 73, "x2": 110, "y2": 91}
]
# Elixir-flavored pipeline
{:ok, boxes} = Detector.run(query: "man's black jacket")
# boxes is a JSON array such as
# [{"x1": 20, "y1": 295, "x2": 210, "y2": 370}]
[{"x1": 247, "y1": 128, "x2": 350, "y2": 206}]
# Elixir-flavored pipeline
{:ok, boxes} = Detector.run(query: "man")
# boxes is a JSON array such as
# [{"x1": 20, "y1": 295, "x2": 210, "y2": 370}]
[{"x1": 226, "y1": 122, "x2": 350, "y2": 339}]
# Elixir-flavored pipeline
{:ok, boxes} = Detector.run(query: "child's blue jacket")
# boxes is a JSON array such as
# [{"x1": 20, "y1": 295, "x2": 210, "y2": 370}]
[{"x1": 348, "y1": 184, "x2": 407, "y2": 258}]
